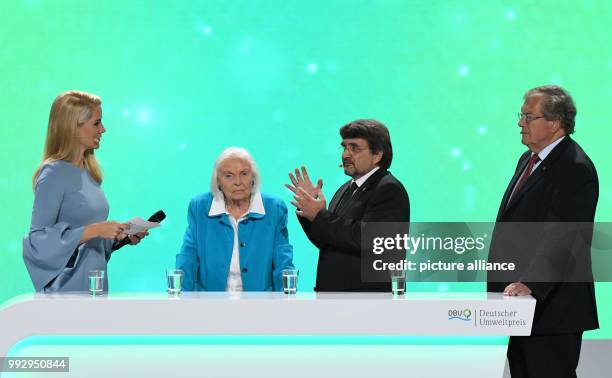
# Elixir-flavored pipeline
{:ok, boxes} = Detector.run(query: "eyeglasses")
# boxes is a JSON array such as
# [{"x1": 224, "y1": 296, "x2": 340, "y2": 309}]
[
  {"x1": 339, "y1": 143, "x2": 367, "y2": 154},
  {"x1": 518, "y1": 112, "x2": 545, "y2": 124}
]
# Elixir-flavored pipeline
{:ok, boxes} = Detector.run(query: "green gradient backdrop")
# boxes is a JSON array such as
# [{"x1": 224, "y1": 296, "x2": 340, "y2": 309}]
[{"x1": 1, "y1": 1, "x2": 610, "y2": 338}]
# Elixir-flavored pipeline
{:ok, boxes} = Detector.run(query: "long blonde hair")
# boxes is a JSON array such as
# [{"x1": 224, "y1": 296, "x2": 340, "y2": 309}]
[{"x1": 33, "y1": 90, "x2": 103, "y2": 188}]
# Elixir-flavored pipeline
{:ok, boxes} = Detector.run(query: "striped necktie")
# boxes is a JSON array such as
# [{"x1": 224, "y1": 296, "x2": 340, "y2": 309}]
[{"x1": 508, "y1": 154, "x2": 541, "y2": 205}]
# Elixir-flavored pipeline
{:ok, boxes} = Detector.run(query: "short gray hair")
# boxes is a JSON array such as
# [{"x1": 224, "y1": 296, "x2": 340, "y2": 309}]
[
  {"x1": 210, "y1": 147, "x2": 260, "y2": 197},
  {"x1": 524, "y1": 85, "x2": 577, "y2": 134}
]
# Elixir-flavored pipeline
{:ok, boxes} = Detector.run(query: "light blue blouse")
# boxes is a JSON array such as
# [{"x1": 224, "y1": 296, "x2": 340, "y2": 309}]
[{"x1": 23, "y1": 160, "x2": 113, "y2": 292}]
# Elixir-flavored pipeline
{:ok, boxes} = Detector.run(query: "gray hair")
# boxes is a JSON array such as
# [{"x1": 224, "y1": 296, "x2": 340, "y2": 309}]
[
  {"x1": 210, "y1": 147, "x2": 261, "y2": 197},
  {"x1": 524, "y1": 85, "x2": 577, "y2": 134}
]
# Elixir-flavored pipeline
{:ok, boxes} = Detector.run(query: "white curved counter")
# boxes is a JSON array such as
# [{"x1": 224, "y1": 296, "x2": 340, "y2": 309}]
[{"x1": 0, "y1": 291, "x2": 535, "y2": 356}]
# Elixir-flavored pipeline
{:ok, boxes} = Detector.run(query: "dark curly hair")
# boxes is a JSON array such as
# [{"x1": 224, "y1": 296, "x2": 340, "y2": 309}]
[{"x1": 339, "y1": 119, "x2": 393, "y2": 170}]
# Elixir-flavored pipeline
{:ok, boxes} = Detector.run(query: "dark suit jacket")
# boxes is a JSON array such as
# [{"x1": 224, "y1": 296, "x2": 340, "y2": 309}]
[
  {"x1": 487, "y1": 136, "x2": 599, "y2": 334},
  {"x1": 299, "y1": 168, "x2": 410, "y2": 291}
]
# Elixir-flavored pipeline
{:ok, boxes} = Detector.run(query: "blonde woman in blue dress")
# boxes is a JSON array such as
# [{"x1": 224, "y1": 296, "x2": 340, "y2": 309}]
[{"x1": 23, "y1": 90, "x2": 148, "y2": 292}]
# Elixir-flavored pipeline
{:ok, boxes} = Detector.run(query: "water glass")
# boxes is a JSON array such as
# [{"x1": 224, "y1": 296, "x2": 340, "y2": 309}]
[
  {"x1": 89, "y1": 270, "x2": 105, "y2": 296},
  {"x1": 166, "y1": 269, "x2": 183, "y2": 295},
  {"x1": 390, "y1": 270, "x2": 406, "y2": 296},
  {"x1": 282, "y1": 269, "x2": 299, "y2": 294}
]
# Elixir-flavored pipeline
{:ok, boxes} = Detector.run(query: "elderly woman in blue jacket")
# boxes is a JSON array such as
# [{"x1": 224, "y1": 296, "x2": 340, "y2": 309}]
[{"x1": 176, "y1": 147, "x2": 294, "y2": 291}]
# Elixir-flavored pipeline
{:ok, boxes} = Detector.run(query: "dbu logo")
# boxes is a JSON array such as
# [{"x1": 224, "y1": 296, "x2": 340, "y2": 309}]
[{"x1": 448, "y1": 309, "x2": 472, "y2": 321}]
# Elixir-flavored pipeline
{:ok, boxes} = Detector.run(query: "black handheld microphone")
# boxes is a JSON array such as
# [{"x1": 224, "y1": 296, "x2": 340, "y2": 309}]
[
  {"x1": 112, "y1": 210, "x2": 166, "y2": 251},
  {"x1": 146, "y1": 210, "x2": 167, "y2": 223}
]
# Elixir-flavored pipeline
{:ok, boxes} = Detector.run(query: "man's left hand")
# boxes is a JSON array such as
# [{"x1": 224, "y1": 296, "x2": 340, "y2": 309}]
[
  {"x1": 291, "y1": 187, "x2": 326, "y2": 222},
  {"x1": 503, "y1": 282, "x2": 532, "y2": 296}
]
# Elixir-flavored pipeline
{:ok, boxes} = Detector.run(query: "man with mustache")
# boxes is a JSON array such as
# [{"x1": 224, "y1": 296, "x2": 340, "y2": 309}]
[{"x1": 286, "y1": 119, "x2": 410, "y2": 291}]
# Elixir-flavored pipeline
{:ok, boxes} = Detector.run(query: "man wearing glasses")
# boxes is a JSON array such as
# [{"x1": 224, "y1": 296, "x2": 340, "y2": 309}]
[
  {"x1": 286, "y1": 119, "x2": 410, "y2": 291},
  {"x1": 488, "y1": 85, "x2": 599, "y2": 377}
]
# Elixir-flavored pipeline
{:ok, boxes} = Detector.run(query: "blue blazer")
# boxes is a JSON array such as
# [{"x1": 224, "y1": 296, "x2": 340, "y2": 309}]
[{"x1": 176, "y1": 192, "x2": 294, "y2": 291}]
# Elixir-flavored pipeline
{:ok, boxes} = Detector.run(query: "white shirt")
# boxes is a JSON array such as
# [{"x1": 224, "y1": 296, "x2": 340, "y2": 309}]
[
  {"x1": 352, "y1": 166, "x2": 380, "y2": 191},
  {"x1": 508, "y1": 136, "x2": 566, "y2": 203},
  {"x1": 533, "y1": 135, "x2": 565, "y2": 170},
  {"x1": 208, "y1": 192, "x2": 266, "y2": 291}
]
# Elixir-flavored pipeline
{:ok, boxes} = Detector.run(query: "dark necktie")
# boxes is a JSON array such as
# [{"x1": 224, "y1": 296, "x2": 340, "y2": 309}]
[
  {"x1": 334, "y1": 182, "x2": 358, "y2": 213},
  {"x1": 508, "y1": 154, "x2": 541, "y2": 205}
]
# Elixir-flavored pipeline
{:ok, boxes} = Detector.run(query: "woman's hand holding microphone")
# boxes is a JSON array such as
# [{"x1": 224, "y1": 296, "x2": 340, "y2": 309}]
[{"x1": 80, "y1": 221, "x2": 134, "y2": 244}]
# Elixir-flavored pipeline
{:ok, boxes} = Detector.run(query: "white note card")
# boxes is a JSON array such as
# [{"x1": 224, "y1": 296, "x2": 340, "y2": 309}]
[{"x1": 124, "y1": 217, "x2": 161, "y2": 235}]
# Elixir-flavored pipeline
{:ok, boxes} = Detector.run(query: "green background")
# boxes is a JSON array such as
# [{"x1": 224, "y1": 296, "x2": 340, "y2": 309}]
[{"x1": 1, "y1": 0, "x2": 610, "y2": 338}]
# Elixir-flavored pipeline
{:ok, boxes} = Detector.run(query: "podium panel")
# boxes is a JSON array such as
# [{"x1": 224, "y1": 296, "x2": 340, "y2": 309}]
[{"x1": 0, "y1": 292, "x2": 535, "y2": 378}]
